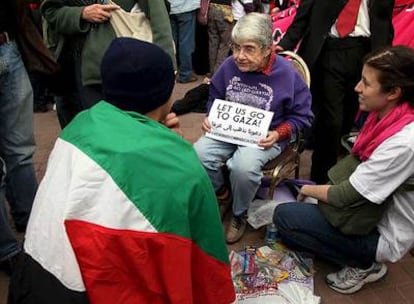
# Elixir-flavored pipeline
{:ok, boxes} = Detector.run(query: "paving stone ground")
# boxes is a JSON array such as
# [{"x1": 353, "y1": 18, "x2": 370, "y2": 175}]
[{"x1": 1, "y1": 79, "x2": 413, "y2": 303}]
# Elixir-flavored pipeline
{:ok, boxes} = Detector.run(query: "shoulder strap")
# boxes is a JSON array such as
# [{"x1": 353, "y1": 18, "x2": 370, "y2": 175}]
[
  {"x1": 237, "y1": 0, "x2": 245, "y2": 7},
  {"x1": 398, "y1": 183, "x2": 414, "y2": 192}
]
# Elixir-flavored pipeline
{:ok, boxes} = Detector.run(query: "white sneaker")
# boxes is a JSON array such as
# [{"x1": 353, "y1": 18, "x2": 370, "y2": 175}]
[
  {"x1": 325, "y1": 263, "x2": 387, "y2": 294},
  {"x1": 226, "y1": 215, "x2": 247, "y2": 244}
]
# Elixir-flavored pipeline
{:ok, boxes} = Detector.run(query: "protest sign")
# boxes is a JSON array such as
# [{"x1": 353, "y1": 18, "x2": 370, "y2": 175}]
[{"x1": 206, "y1": 99, "x2": 274, "y2": 148}]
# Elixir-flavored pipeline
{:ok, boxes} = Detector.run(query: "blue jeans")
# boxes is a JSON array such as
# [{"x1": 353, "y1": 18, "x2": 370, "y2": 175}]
[
  {"x1": 194, "y1": 136, "x2": 281, "y2": 216},
  {"x1": 170, "y1": 10, "x2": 196, "y2": 82},
  {"x1": 273, "y1": 203, "x2": 379, "y2": 268},
  {"x1": 0, "y1": 41, "x2": 38, "y2": 259}
]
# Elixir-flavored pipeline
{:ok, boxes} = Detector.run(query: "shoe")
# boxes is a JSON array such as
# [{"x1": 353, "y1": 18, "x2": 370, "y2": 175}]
[
  {"x1": 177, "y1": 75, "x2": 198, "y2": 83},
  {"x1": 171, "y1": 83, "x2": 209, "y2": 115},
  {"x1": 226, "y1": 215, "x2": 247, "y2": 244},
  {"x1": 325, "y1": 263, "x2": 387, "y2": 294}
]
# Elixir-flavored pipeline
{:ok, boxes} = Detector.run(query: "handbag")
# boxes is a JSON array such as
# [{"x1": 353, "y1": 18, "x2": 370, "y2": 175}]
[
  {"x1": 318, "y1": 154, "x2": 414, "y2": 235},
  {"x1": 109, "y1": 1, "x2": 153, "y2": 42},
  {"x1": 197, "y1": 0, "x2": 210, "y2": 25}
]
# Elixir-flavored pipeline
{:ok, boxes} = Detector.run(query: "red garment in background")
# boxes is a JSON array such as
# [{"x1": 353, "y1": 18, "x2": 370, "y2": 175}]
[{"x1": 336, "y1": 0, "x2": 362, "y2": 37}]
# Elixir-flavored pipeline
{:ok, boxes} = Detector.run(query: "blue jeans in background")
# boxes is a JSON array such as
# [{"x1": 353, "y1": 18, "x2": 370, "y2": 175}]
[
  {"x1": 273, "y1": 202, "x2": 379, "y2": 268},
  {"x1": 0, "y1": 41, "x2": 38, "y2": 260},
  {"x1": 170, "y1": 10, "x2": 196, "y2": 82},
  {"x1": 194, "y1": 136, "x2": 281, "y2": 216}
]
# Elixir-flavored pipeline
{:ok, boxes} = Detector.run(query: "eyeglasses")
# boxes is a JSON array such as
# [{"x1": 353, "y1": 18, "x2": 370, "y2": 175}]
[{"x1": 230, "y1": 43, "x2": 263, "y2": 57}]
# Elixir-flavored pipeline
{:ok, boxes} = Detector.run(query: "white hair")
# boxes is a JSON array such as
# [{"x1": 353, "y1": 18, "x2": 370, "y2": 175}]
[{"x1": 231, "y1": 13, "x2": 273, "y2": 48}]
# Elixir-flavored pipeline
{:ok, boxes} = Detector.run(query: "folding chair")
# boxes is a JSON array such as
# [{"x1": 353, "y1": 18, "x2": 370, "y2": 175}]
[{"x1": 262, "y1": 51, "x2": 311, "y2": 198}]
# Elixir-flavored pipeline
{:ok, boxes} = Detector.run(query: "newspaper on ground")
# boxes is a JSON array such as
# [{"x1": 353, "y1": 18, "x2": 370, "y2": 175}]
[{"x1": 230, "y1": 245, "x2": 321, "y2": 304}]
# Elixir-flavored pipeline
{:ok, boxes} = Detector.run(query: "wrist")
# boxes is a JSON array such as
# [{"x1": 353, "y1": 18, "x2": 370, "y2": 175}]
[{"x1": 274, "y1": 122, "x2": 292, "y2": 141}]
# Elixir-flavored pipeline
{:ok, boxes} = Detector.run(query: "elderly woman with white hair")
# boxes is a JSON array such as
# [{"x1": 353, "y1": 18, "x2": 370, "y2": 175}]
[{"x1": 194, "y1": 13, "x2": 313, "y2": 244}]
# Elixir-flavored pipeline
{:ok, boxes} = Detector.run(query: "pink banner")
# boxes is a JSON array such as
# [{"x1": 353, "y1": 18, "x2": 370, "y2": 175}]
[{"x1": 271, "y1": 2, "x2": 299, "y2": 44}]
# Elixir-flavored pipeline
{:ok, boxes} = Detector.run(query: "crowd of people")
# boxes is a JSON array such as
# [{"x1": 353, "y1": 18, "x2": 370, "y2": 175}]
[{"x1": 1, "y1": 0, "x2": 414, "y2": 302}]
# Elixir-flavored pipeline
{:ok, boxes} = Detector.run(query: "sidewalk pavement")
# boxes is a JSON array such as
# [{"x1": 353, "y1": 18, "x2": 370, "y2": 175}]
[{"x1": 1, "y1": 78, "x2": 413, "y2": 303}]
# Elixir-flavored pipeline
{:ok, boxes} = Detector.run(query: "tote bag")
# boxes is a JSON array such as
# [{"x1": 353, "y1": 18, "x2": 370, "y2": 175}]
[{"x1": 109, "y1": 1, "x2": 153, "y2": 42}]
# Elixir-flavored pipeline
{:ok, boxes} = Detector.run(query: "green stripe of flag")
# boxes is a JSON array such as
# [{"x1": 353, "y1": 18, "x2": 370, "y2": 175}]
[{"x1": 60, "y1": 101, "x2": 228, "y2": 264}]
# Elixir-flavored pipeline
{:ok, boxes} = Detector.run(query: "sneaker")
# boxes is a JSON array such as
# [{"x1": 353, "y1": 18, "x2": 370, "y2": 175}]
[
  {"x1": 226, "y1": 215, "x2": 247, "y2": 244},
  {"x1": 325, "y1": 263, "x2": 387, "y2": 294}
]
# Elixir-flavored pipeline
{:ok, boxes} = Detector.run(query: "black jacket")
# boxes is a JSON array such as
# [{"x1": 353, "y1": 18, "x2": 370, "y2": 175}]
[{"x1": 278, "y1": 0, "x2": 395, "y2": 69}]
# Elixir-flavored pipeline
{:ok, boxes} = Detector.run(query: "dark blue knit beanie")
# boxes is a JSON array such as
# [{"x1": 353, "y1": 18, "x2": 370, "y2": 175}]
[{"x1": 101, "y1": 38, "x2": 175, "y2": 113}]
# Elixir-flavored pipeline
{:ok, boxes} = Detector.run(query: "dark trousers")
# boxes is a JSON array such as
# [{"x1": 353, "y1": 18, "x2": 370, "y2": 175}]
[
  {"x1": 54, "y1": 53, "x2": 103, "y2": 129},
  {"x1": 274, "y1": 203, "x2": 379, "y2": 268},
  {"x1": 310, "y1": 37, "x2": 370, "y2": 183},
  {"x1": 80, "y1": 84, "x2": 104, "y2": 109}
]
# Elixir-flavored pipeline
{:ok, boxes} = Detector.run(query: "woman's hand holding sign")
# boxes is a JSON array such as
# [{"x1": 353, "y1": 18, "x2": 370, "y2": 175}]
[
  {"x1": 258, "y1": 130, "x2": 279, "y2": 149},
  {"x1": 202, "y1": 117, "x2": 212, "y2": 133}
]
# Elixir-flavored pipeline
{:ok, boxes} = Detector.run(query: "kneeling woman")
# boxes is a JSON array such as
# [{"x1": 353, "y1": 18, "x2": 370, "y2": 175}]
[{"x1": 274, "y1": 45, "x2": 414, "y2": 294}]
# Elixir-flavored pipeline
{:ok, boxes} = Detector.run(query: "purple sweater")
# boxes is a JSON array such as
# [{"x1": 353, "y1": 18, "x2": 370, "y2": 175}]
[{"x1": 208, "y1": 55, "x2": 313, "y2": 135}]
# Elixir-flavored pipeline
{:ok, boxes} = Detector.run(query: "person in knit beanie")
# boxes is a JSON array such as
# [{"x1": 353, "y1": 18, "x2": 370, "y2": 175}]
[
  {"x1": 8, "y1": 37, "x2": 235, "y2": 303},
  {"x1": 101, "y1": 37, "x2": 181, "y2": 133},
  {"x1": 101, "y1": 38, "x2": 175, "y2": 114}
]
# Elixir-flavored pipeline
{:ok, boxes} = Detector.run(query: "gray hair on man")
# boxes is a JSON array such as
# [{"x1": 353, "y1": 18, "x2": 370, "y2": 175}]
[{"x1": 231, "y1": 13, "x2": 273, "y2": 48}]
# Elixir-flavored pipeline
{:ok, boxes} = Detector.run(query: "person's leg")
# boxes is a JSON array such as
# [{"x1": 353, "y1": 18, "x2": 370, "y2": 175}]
[
  {"x1": 341, "y1": 45, "x2": 368, "y2": 136},
  {"x1": 275, "y1": 203, "x2": 387, "y2": 294},
  {"x1": 311, "y1": 43, "x2": 367, "y2": 183},
  {"x1": 274, "y1": 203, "x2": 379, "y2": 267},
  {"x1": 80, "y1": 84, "x2": 104, "y2": 109},
  {"x1": 170, "y1": 13, "x2": 180, "y2": 70},
  {"x1": 193, "y1": 136, "x2": 237, "y2": 191},
  {"x1": 213, "y1": 12, "x2": 232, "y2": 73},
  {"x1": 170, "y1": 13, "x2": 179, "y2": 51},
  {"x1": 0, "y1": 42, "x2": 38, "y2": 232},
  {"x1": 228, "y1": 144, "x2": 282, "y2": 217},
  {"x1": 175, "y1": 11, "x2": 196, "y2": 82},
  {"x1": 225, "y1": 143, "x2": 281, "y2": 243},
  {"x1": 207, "y1": 6, "x2": 220, "y2": 75},
  {"x1": 0, "y1": 157, "x2": 21, "y2": 261},
  {"x1": 55, "y1": 95, "x2": 81, "y2": 129},
  {"x1": 30, "y1": 72, "x2": 48, "y2": 113},
  {"x1": 54, "y1": 53, "x2": 83, "y2": 129},
  {"x1": 310, "y1": 48, "x2": 346, "y2": 183}
]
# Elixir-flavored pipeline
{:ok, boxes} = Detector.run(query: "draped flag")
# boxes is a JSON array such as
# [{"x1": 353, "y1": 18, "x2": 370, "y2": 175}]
[{"x1": 10, "y1": 101, "x2": 235, "y2": 304}]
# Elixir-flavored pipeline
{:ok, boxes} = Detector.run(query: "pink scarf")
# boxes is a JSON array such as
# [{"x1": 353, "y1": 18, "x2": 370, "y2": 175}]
[{"x1": 352, "y1": 102, "x2": 414, "y2": 161}]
